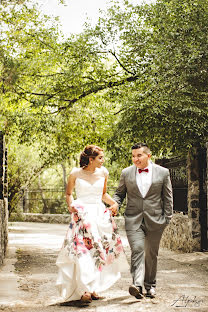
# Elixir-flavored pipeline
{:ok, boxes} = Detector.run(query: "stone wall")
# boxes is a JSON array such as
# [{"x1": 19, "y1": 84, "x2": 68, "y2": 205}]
[
  {"x1": 9, "y1": 212, "x2": 71, "y2": 224},
  {"x1": 161, "y1": 147, "x2": 207, "y2": 252},
  {"x1": 0, "y1": 133, "x2": 8, "y2": 265},
  {"x1": 160, "y1": 213, "x2": 198, "y2": 252},
  {"x1": 9, "y1": 212, "x2": 125, "y2": 229},
  {"x1": 187, "y1": 148, "x2": 201, "y2": 251}
]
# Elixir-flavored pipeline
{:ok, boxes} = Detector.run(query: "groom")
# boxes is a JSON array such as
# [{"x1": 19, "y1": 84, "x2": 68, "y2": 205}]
[{"x1": 114, "y1": 142, "x2": 173, "y2": 299}]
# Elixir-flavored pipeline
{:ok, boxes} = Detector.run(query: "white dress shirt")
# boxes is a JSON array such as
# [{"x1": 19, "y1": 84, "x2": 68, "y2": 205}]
[{"x1": 136, "y1": 162, "x2": 152, "y2": 197}]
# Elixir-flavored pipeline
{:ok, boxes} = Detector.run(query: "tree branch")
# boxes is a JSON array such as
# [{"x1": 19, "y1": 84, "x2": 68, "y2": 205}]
[
  {"x1": 14, "y1": 74, "x2": 139, "y2": 113},
  {"x1": 27, "y1": 33, "x2": 56, "y2": 51},
  {"x1": 109, "y1": 50, "x2": 136, "y2": 75},
  {"x1": 19, "y1": 72, "x2": 66, "y2": 78},
  {"x1": 15, "y1": 85, "x2": 65, "y2": 100},
  {"x1": 57, "y1": 74, "x2": 139, "y2": 111}
]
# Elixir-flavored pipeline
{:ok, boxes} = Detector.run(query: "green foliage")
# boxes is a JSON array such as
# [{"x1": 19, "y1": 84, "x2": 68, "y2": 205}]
[
  {"x1": 1, "y1": 0, "x2": 208, "y2": 215},
  {"x1": 7, "y1": 139, "x2": 45, "y2": 213},
  {"x1": 101, "y1": 0, "x2": 208, "y2": 157},
  {"x1": 2, "y1": 0, "x2": 207, "y2": 158}
]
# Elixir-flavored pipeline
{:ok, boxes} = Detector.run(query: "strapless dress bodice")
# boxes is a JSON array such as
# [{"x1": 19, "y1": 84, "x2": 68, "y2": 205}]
[{"x1": 74, "y1": 177, "x2": 105, "y2": 204}]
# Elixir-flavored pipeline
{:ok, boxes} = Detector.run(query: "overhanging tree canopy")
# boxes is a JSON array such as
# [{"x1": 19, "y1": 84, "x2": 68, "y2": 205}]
[
  {"x1": 1, "y1": 0, "x2": 207, "y2": 159},
  {"x1": 94, "y1": 0, "x2": 208, "y2": 157}
]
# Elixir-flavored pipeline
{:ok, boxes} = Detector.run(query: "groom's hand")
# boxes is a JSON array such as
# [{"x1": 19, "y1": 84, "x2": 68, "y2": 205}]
[{"x1": 109, "y1": 202, "x2": 118, "y2": 216}]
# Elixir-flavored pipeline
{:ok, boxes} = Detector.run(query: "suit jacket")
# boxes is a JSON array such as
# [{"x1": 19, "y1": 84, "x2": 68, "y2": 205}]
[{"x1": 114, "y1": 163, "x2": 173, "y2": 231}]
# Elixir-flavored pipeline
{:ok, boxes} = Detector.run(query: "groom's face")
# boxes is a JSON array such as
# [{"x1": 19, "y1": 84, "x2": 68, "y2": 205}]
[{"x1": 132, "y1": 147, "x2": 151, "y2": 169}]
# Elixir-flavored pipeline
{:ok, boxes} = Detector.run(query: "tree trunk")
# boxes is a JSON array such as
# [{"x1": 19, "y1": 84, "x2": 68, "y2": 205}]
[{"x1": 61, "y1": 163, "x2": 67, "y2": 190}]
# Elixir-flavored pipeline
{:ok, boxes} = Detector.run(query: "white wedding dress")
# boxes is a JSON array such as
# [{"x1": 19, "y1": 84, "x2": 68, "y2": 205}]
[{"x1": 56, "y1": 166, "x2": 128, "y2": 302}]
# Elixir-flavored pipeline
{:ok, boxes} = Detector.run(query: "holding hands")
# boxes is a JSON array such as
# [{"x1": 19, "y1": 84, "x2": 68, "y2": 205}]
[{"x1": 109, "y1": 202, "x2": 119, "y2": 216}]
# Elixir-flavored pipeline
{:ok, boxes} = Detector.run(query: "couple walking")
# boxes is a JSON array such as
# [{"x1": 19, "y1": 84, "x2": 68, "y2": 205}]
[{"x1": 56, "y1": 143, "x2": 173, "y2": 303}]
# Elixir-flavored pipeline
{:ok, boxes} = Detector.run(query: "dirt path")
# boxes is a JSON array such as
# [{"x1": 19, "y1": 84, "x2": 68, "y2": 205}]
[{"x1": 0, "y1": 222, "x2": 208, "y2": 312}]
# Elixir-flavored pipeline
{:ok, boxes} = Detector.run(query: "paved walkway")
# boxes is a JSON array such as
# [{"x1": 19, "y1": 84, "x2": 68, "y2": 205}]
[{"x1": 0, "y1": 222, "x2": 208, "y2": 312}]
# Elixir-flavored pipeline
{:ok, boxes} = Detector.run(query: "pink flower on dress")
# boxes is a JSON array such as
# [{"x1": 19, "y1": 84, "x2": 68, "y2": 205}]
[
  {"x1": 106, "y1": 253, "x2": 115, "y2": 265},
  {"x1": 116, "y1": 245, "x2": 123, "y2": 253},
  {"x1": 117, "y1": 237, "x2": 122, "y2": 245},
  {"x1": 98, "y1": 265, "x2": 102, "y2": 272},
  {"x1": 74, "y1": 235, "x2": 87, "y2": 253}
]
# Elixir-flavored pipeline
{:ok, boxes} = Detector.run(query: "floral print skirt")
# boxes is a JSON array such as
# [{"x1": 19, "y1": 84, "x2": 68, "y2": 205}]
[{"x1": 56, "y1": 201, "x2": 128, "y2": 302}]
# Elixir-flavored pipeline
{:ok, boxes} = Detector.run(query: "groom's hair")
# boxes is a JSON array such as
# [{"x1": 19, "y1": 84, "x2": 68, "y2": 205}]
[{"x1": 131, "y1": 142, "x2": 151, "y2": 154}]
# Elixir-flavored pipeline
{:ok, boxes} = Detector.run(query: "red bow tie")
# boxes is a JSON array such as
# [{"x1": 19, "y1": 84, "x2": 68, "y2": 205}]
[{"x1": 138, "y1": 168, "x2": 149, "y2": 173}]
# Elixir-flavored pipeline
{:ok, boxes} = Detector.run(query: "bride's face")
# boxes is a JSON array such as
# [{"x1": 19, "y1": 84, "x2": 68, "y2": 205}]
[{"x1": 92, "y1": 151, "x2": 104, "y2": 168}]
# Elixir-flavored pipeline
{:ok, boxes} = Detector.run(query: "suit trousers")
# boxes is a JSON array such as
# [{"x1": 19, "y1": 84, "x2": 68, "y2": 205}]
[{"x1": 126, "y1": 220, "x2": 165, "y2": 290}]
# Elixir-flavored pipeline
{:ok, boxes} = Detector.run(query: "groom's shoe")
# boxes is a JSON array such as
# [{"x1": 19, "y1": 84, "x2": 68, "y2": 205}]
[
  {"x1": 129, "y1": 285, "x2": 144, "y2": 299},
  {"x1": 145, "y1": 287, "x2": 156, "y2": 298}
]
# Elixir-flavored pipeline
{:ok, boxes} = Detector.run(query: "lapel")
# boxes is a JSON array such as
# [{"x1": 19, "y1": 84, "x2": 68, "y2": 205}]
[
  {"x1": 144, "y1": 163, "x2": 157, "y2": 198},
  {"x1": 132, "y1": 165, "x2": 143, "y2": 197}
]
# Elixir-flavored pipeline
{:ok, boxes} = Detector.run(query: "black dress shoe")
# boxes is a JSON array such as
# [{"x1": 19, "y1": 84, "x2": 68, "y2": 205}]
[
  {"x1": 146, "y1": 287, "x2": 156, "y2": 298},
  {"x1": 129, "y1": 285, "x2": 144, "y2": 299}
]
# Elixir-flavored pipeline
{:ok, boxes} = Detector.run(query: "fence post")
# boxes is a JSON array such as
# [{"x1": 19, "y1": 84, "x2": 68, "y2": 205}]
[
  {"x1": 0, "y1": 132, "x2": 8, "y2": 265},
  {"x1": 23, "y1": 188, "x2": 29, "y2": 213}
]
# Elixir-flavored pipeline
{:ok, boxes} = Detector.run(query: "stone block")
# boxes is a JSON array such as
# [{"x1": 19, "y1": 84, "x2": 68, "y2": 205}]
[{"x1": 191, "y1": 200, "x2": 199, "y2": 209}]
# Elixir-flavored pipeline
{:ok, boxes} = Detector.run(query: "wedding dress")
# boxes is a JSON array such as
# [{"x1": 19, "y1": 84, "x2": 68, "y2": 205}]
[{"x1": 56, "y1": 166, "x2": 128, "y2": 302}]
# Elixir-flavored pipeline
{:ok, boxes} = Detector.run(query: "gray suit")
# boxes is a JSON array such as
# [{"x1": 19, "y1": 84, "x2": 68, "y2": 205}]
[{"x1": 114, "y1": 163, "x2": 173, "y2": 290}]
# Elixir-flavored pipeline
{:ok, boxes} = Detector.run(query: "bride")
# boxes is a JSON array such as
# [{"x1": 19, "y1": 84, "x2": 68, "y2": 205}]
[{"x1": 56, "y1": 145, "x2": 128, "y2": 303}]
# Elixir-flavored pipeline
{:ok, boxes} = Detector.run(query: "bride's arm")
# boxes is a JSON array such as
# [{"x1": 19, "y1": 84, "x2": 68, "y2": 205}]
[
  {"x1": 66, "y1": 174, "x2": 77, "y2": 213},
  {"x1": 102, "y1": 176, "x2": 118, "y2": 216}
]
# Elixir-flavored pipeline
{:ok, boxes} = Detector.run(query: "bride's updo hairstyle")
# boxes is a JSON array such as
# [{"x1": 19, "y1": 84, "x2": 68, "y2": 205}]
[{"x1": 80, "y1": 145, "x2": 103, "y2": 168}]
